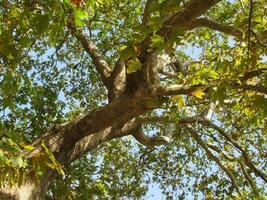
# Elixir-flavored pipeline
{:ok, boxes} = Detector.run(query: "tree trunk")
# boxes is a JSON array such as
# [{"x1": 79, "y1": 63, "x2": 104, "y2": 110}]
[{"x1": 0, "y1": 171, "x2": 55, "y2": 200}]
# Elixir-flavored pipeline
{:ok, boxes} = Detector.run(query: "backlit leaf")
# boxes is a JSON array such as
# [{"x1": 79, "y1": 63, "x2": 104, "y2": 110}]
[{"x1": 191, "y1": 89, "x2": 205, "y2": 99}]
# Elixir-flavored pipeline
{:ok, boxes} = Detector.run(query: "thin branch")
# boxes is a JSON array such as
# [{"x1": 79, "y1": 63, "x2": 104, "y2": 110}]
[
  {"x1": 153, "y1": 76, "x2": 266, "y2": 97},
  {"x1": 138, "y1": 116, "x2": 206, "y2": 125},
  {"x1": 205, "y1": 101, "x2": 218, "y2": 120},
  {"x1": 140, "y1": 115, "x2": 267, "y2": 183},
  {"x1": 142, "y1": 0, "x2": 153, "y2": 26},
  {"x1": 159, "y1": 69, "x2": 178, "y2": 78},
  {"x1": 50, "y1": 30, "x2": 70, "y2": 58},
  {"x1": 138, "y1": 148, "x2": 156, "y2": 165},
  {"x1": 67, "y1": 16, "x2": 112, "y2": 87},
  {"x1": 187, "y1": 17, "x2": 242, "y2": 39},
  {"x1": 241, "y1": 68, "x2": 267, "y2": 82},
  {"x1": 241, "y1": 151, "x2": 267, "y2": 183},
  {"x1": 239, "y1": 161, "x2": 259, "y2": 195},
  {"x1": 199, "y1": 119, "x2": 267, "y2": 183},
  {"x1": 233, "y1": 83, "x2": 267, "y2": 94},
  {"x1": 152, "y1": 84, "x2": 203, "y2": 96},
  {"x1": 206, "y1": 143, "x2": 237, "y2": 162},
  {"x1": 185, "y1": 126, "x2": 241, "y2": 195},
  {"x1": 251, "y1": 30, "x2": 267, "y2": 48}
]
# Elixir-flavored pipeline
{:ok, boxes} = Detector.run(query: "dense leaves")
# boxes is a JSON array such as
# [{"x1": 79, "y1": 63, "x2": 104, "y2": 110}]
[{"x1": 0, "y1": 0, "x2": 267, "y2": 199}]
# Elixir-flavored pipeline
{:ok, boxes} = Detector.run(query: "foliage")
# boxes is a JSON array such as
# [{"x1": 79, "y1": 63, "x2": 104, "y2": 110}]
[
  {"x1": 0, "y1": 0, "x2": 267, "y2": 199},
  {"x1": 46, "y1": 140, "x2": 148, "y2": 200}
]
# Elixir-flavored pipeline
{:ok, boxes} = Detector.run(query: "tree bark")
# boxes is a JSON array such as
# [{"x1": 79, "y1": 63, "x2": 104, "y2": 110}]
[
  {"x1": 2, "y1": 0, "x2": 255, "y2": 198},
  {"x1": 0, "y1": 171, "x2": 55, "y2": 200}
]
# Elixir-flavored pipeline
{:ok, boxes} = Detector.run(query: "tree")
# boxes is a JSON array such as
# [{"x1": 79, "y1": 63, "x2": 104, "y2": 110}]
[{"x1": 0, "y1": 0, "x2": 266, "y2": 199}]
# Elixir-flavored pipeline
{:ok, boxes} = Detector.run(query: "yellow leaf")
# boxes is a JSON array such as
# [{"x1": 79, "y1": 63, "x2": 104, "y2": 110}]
[
  {"x1": 119, "y1": 45, "x2": 127, "y2": 51},
  {"x1": 191, "y1": 89, "x2": 205, "y2": 99},
  {"x1": 234, "y1": 59, "x2": 241, "y2": 68},
  {"x1": 173, "y1": 95, "x2": 185, "y2": 107},
  {"x1": 23, "y1": 145, "x2": 35, "y2": 151},
  {"x1": 206, "y1": 191, "x2": 213, "y2": 200}
]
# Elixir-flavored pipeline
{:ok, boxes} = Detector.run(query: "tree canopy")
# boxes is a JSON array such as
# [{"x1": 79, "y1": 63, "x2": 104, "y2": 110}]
[{"x1": 0, "y1": 0, "x2": 267, "y2": 199}]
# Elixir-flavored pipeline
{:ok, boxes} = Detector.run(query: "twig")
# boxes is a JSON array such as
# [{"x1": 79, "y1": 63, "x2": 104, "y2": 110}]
[{"x1": 185, "y1": 126, "x2": 241, "y2": 195}]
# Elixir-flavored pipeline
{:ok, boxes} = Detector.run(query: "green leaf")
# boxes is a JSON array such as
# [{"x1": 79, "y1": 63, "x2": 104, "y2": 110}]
[
  {"x1": 150, "y1": 35, "x2": 164, "y2": 50},
  {"x1": 42, "y1": 143, "x2": 55, "y2": 161},
  {"x1": 127, "y1": 59, "x2": 142, "y2": 73},
  {"x1": 74, "y1": 9, "x2": 89, "y2": 19},
  {"x1": 211, "y1": 87, "x2": 226, "y2": 103},
  {"x1": 42, "y1": 143, "x2": 65, "y2": 176},
  {"x1": 252, "y1": 95, "x2": 267, "y2": 116},
  {"x1": 119, "y1": 44, "x2": 136, "y2": 60},
  {"x1": 254, "y1": 15, "x2": 262, "y2": 23},
  {"x1": 0, "y1": 151, "x2": 7, "y2": 162},
  {"x1": 33, "y1": 14, "x2": 50, "y2": 34},
  {"x1": 264, "y1": 72, "x2": 267, "y2": 87},
  {"x1": 10, "y1": 7, "x2": 20, "y2": 18},
  {"x1": 74, "y1": 9, "x2": 89, "y2": 27},
  {"x1": 11, "y1": 156, "x2": 27, "y2": 168}
]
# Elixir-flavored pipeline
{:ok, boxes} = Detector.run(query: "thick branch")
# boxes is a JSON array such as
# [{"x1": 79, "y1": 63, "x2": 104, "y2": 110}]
[
  {"x1": 155, "y1": 68, "x2": 266, "y2": 96},
  {"x1": 138, "y1": 0, "x2": 222, "y2": 62},
  {"x1": 160, "y1": 0, "x2": 222, "y2": 37},
  {"x1": 67, "y1": 17, "x2": 111, "y2": 87},
  {"x1": 108, "y1": 58, "x2": 126, "y2": 101},
  {"x1": 2, "y1": 119, "x2": 141, "y2": 200},
  {"x1": 28, "y1": 91, "x2": 149, "y2": 161},
  {"x1": 66, "y1": 92, "x2": 146, "y2": 139},
  {"x1": 66, "y1": 118, "x2": 140, "y2": 162},
  {"x1": 187, "y1": 17, "x2": 242, "y2": 39},
  {"x1": 145, "y1": 50, "x2": 161, "y2": 85},
  {"x1": 143, "y1": 51, "x2": 175, "y2": 86}
]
